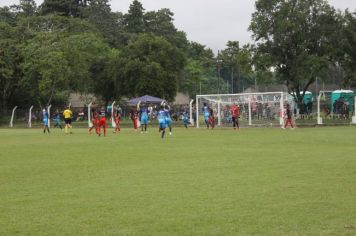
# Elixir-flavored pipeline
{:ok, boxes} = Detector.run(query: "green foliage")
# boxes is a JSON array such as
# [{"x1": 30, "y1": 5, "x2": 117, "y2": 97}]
[
  {"x1": 0, "y1": 6, "x2": 17, "y2": 25},
  {"x1": 186, "y1": 41, "x2": 214, "y2": 67},
  {"x1": 341, "y1": 11, "x2": 356, "y2": 87},
  {"x1": 114, "y1": 34, "x2": 186, "y2": 101},
  {"x1": 0, "y1": 0, "x2": 209, "y2": 107},
  {"x1": 181, "y1": 59, "x2": 206, "y2": 97},
  {"x1": 144, "y1": 9, "x2": 188, "y2": 50},
  {"x1": 81, "y1": 0, "x2": 125, "y2": 47},
  {"x1": 10, "y1": 0, "x2": 38, "y2": 18},
  {"x1": 40, "y1": 0, "x2": 81, "y2": 17},
  {"x1": 124, "y1": 0, "x2": 145, "y2": 34},
  {"x1": 0, "y1": 22, "x2": 23, "y2": 111},
  {"x1": 250, "y1": 0, "x2": 341, "y2": 102},
  {"x1": 219, "y1": 42, "x2": 255, "y2": 93},
  {"x1": 20, "y1": 23, "x2": 109, "y2": 107}
]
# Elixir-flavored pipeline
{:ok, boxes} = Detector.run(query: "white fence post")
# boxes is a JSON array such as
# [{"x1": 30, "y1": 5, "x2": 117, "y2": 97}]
[
  {"x1": 196, "y1": 96, "x2": 199, "y2": 128},
  {"x1": 317, "y1": 93, "x2": 323, "y2": 125},
  {"x1": 248, "y1": 98, "x2": 252, "y2": 126},
  {"x1": 217, "y1": 100, "x2": 221, "y2": 126},
  {"x1": 189, "y1": 99, "x2": 194, "y2": 126},
  {"x1": 280, "y1": 92, "x2": 284, "y2": 126},
  {"x1": 9, "y1": 106, "x2": 18, "y2": 128},
  {"x1": 28, "y1": 106, "x2": 34, "y2": 128},
  {"x1": 111, "y1": 101, "x2": 116, "y2": 127},
  {"x1": 88, "y1": 102, "x2": 93, "y2": 128},
  {"x1": 352, "y1": 96, "x2": 356, "y2": 124},
  {"x1": 47, "y1": 105, "x2": 52, "y2": 128}
]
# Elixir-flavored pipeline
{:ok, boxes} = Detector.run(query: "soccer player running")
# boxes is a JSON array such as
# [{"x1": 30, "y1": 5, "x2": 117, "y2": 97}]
[
  {"x1": 164, "y1": 105, "x2": 173, "y2": 135},
  {"x1": 139, "y1": 103, "x2": 149, "y2": 133},
  {"x1": 88, "y1": 108, "x2": 99, "y2": 134},
  {"x1": 63, "y1": 106, "x2": 73, "y2": 134},
  {"x1": 42, "y1": 108, "x2": 50, "y2": 134},
  {"x1": 158, "y1": 105, "x2": 167, "y2": 139},
  {"x1": 97, "y1": 107, "x2": 107, "y2": 136},
  {"x1": 53, "y1": 109, "x2": 62, "y2": 130},
  {"x1": 182, "y1": 111, "x2": 190, "y2": 128},
  {"x1": 230, "y1": 103, "x2": 240, "y2": 130},
  {"x1": 203, "y1": 103, "x2": 210, "y2": 128}
]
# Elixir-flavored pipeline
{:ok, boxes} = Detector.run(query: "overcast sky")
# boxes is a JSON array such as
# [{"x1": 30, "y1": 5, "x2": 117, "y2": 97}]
[{"x1": 1, "y1": 0, "x2": 356, "y2": 52}]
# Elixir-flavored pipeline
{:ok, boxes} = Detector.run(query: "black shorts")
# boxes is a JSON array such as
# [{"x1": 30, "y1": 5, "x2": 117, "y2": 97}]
[
  {"x1": 65, "y1": 118, "x2": 72, "y2": 125},
  {"x1": 232, "y1": 116, "x2": 238, "y2": 123}
]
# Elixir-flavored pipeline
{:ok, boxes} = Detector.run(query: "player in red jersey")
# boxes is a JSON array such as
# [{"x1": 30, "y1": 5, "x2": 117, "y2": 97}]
[
  {"x1": 98, "y1": 107, "x2": 107, "y2": 136},
  {"x1": 113, "y1": 109, "x2": 121, "y2": 133},
  {"x1": 208, "y1": 108, "x2": 215, "y2": 129},
  {"x1": 130, "y1": 109, "x2": 139, "y2": 131},
  {"x1": 283, "y1": 104, "x2": 294, "y2": 129},
  {"x1": 88, "y1": 108, "x2": 99, "y2": 134},
  {"x1": 230, "y1": 103, "x2": 240, "y2": 130}
]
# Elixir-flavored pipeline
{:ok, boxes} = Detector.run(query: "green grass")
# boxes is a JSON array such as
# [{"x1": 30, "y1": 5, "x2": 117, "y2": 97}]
[{"x1": 0, "y1": 127, "x2": 356, "y2": 235}]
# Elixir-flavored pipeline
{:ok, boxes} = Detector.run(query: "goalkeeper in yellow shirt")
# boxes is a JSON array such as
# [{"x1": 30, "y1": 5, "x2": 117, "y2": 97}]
[{"x1": 63, "y1": 107, "x2": 73, "y2": 134}]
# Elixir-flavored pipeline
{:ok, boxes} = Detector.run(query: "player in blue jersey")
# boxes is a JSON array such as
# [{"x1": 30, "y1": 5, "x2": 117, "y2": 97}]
[
  {"x1": 157, "y1": 105, "x2": 167, "y2": 139},
  {"x1": 182, "y1": 111, "x2": 190, "y2": 128},
  {"x1": 42, "y1": 108, "x2": 50, "y2": 133},
  {"x1": 53, "y1": 110, "x2": 62, "y2": 130},
  {"x1": 202, "y1": 103, "x2": 210, "y2": 128},
  {"x1": 164, "y1": 105, "x2": 173, "y2": 135},
  {"x1": 139, "y1": 103, "x2": 149, "y2": 133}
]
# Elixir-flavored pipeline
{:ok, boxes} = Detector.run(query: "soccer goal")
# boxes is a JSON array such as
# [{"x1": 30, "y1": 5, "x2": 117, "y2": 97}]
[{"x1": 196, "y1": 92, "x2": 290, "y2": 128}]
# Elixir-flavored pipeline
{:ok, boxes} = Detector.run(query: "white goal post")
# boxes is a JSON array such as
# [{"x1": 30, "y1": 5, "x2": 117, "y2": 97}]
[{"x1": 196, "y1": 92, "x2": 290, "y2": 128}]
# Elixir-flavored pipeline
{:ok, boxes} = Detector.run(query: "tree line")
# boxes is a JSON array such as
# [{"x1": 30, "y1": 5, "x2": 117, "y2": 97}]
[{"x1": 1, "y1": 0, "x2": 355, "y2": 111}]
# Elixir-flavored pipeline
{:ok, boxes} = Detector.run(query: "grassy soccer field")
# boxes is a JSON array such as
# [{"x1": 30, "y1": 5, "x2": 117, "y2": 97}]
[{"x1": 0, "y1": 127, "x2": 356, "y2": 235}]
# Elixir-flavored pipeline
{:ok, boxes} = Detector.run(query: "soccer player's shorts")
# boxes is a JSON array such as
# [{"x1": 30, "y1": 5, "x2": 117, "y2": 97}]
[
  {"x1": 166, "y1": 118, "x2": 172, "y2": 126},
  {"x1": 204, "y1": 115, "x2": 209, "y2": 122},
  {"x1": 65, "y1": 118, "x2": 71, "y2": 125},
  {"x1": 232, "y1": 117, "x2": 236, "y2": 123},
  {"x1": 158, "y1": 119, "x2": 166, "y2": 129},
  {"x1": 43, "y1": 118, "x2": 48, "y2": 126},
  {"x1": 141, "y1": 117, "x2": 148, "y2": 125},
  {"x1": 115, "y1": 118, "x2": 120, "y2": 125},
  {"x1": 99, "y1": 118, "x2": 106, "y2": 127}
]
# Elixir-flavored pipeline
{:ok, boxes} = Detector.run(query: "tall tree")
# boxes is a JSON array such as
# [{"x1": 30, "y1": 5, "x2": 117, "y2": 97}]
[
  {"x1": 220, "y1": 41, "x2": 240, "y2": 93},
  {"x1": 124, "y1": 0, "x2": 145, "y2": 34},
  {"x1": 342, "y1": 10, "x2": 356, "y2": 87},
  {"x1": 81, "y1": 0, "x2": 124, "y2": 47},
  {"x1": 0, "y1": 7, "x2": 17, "y2": 25},
  {"x1": 250, "y1": 0, "x2": 341, "y2": 103},
  {"x1": 0, "y1": 22, "x2": 23, "y2": 111},
  {"x1": 114, "y1": 34, "x2": 186, "y2": 101},
  {"x1": 10, "y1": 0, "x2": 38, "y2": 17},
  {"x1": 144, "y1": 8, "x2": 188, "y2": 50},
  {"x1": 40, "y1": 0, "x2": 80, "y2": 17}
]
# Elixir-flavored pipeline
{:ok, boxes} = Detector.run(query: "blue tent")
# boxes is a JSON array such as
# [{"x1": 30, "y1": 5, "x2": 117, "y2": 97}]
[{"x1": 128, "y1": 95, "x2": 165, "y2": 105}]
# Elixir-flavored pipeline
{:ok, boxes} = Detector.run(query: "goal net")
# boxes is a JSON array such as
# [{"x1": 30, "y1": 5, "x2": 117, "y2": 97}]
[{"x1": 196, "y1": 92, "x2": 290, "y2": 128}]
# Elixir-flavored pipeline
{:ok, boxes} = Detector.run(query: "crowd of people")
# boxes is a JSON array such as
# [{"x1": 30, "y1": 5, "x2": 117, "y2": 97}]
[{"x1": 332, "y1": 97, "x2": 350, "y2": 119}]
